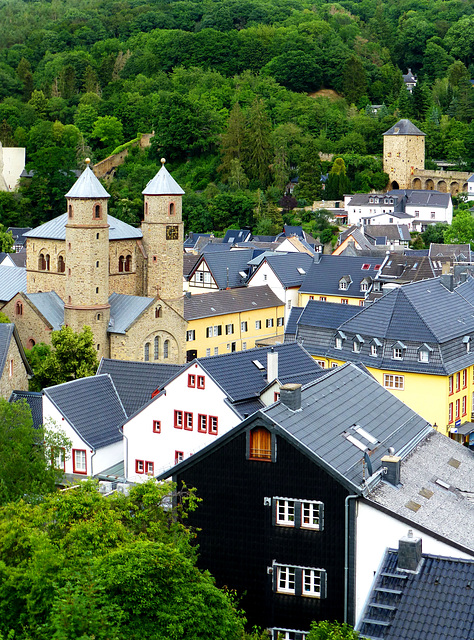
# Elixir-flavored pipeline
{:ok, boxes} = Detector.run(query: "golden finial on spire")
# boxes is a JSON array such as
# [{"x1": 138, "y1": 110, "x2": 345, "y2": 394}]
[
  {"x1": 85, "y1": 158, "x2": 91, "y2": 165},
  {"x1": 161, "y1": 158, "x2": 166, "y2": 165}
]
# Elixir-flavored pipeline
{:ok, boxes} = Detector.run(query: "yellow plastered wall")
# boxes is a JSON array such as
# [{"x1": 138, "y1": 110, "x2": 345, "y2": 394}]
[
  {"x1": 299, "y1": 292, "x2": 365, "y2": 307},
  {"x1": 311, "y1": 354, "x2": 470, "y2": 438},
  {"x1": 186, "y1": 305, "x2": 285, "y2": 358}
]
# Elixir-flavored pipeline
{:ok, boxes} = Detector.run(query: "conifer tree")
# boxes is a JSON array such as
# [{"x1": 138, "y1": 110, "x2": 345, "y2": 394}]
[
  {"x1": 219, "y1": 102, "x2": 246, "y2": 179},
  {"x1": 242, "y1": 98, "x2": 272, "y2": 186}
]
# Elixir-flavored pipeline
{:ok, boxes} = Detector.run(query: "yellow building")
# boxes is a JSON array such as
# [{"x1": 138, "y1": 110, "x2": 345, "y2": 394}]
[
  {"x1": 184, "y1": 285, "x2": 284, "y2": 359},
  {"x1": 293, "y1": 274, "x2": 474, "y2": 443}
]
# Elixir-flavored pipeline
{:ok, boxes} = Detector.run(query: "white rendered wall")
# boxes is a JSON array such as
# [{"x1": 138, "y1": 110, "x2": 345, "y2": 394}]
[
  {"x1": 405, "y1": 202, "x2": 452, "y2": 224},
  {"x1": 123, "y1": 363, "x2": 242, "y2": 482},
  {"x1": 2, "y1": 148, "x2": 25, "y2": 191},
  {"x1": 248, "y1": 262, "x2": 298, "y2": 322},
  {"x1": 355, "y1": 500, "x2": 473, "y2": 623}
]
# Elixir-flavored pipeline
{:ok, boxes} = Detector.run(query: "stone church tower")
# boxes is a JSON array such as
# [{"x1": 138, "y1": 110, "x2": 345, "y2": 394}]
[
  {"x1": 64, "y1": 160, "x2": 111, "y2": 358},
  {"x1": 383, "y1": 119, "x2": 425, "y2": 190},
  {"x1": 141, "y1": 159, "x2": 184, "y2": 301}
]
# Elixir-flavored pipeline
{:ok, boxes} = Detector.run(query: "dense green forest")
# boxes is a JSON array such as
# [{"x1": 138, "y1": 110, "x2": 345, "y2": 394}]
[{"x1": 1, "y1": 0, "x2": 474, "y2": 237}]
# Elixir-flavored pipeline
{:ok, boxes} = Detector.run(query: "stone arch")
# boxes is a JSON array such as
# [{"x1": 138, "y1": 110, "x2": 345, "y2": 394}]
[
  {"x1": 425, "y1": 179, "x2": 434, "y2": 190},
  {"x1": 27, "y1": 338, "x2": 35, "y2": 349},
  {"x1": 463, "y1": 183, "x2": 468, "y2": 192},
  {"x1": 57, "y1": 254, "x2": 65, "y2": 273},
  {"x1": 437, "y1": 180, "x2": 447, "y2": 193},
  {"x1": 450, "y1": 181, "x2": 459, "y2": 195},
  {"x1": 143, "y1": 331, "x2": 178, "y2": 363},
  {"x1": 412, "y1": 178, "x2": 421, "y2": 190},
  {"x1": 390, "y1": 181, "x2": 399, "y2": 190},
  {"x1": 94, "y1": 203, "x2": 102, "y2": 219}
]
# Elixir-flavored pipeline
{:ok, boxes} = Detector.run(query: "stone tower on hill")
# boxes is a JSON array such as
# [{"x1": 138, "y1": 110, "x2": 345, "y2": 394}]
[
  {"x1": 383, "y1": 119, "x2": 425, "y2": 190},
  {"x1": 19, "y1": 160, "x2": 187, "y2": 363}
]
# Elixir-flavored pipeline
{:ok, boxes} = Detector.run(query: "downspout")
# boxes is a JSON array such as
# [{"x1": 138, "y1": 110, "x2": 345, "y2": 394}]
[
  {"x1": 90, "y1": 448, "x2": 96, "y2": 478},
  {"x1": 344, "y1": 494, "x2": 359, "y2": 624},
  {"x1": 122, "y1": 428, "x2": 128, "y2": 480}
]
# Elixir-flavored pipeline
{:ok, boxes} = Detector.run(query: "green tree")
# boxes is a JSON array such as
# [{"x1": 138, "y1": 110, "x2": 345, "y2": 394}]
[
  {"x1": 91, "y1": 115, "x2": 124, "y2": 156},
  {"x1": 397, "y1": 85, "x2": 413, "y2": 119},
  {"x1": 295, "y1": 139, "x2": 322, "y2": 203},
  {"x1": 208, "y1": 192, "x2": 255, "y2": 231},
  {"x1": 28, "y1": 326, "x2": 99, "y2": 391},
  {"x1": 307, "y1": 620, "x2": 359, "y2": 639},
  {"x1": 324, "y1": 157, "x2": 350, "y2": 200},
  {"x1": 0, "y1": 399, "x2": 70, "y2": 505},
  {"x1": 444, "y1": 210, "x2": 474, "y2": 246},
  {"x1": 219, "y1": 102, "x2": 246, "y2": 179},
  {"x1": 0, "y1": 225, "x2": 14, "y2": 252},
  {"x1": 342, "y1": 55, "x2": 367, "y2": 105},
  {"x1": 16, "y1": 57, "x2": 33, "y2": 100},
  {"x1": 243, "y1": 98, "x2": 272, "y2": 186}
]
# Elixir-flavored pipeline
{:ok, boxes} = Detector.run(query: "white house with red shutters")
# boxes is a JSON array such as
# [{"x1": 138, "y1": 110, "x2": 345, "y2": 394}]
[
  {"x1": 121, "y1": 342, "x2": 324, "y2": 482},
  {"x1": 43, "y1": 374, "x2": 126, "y2": 478}
]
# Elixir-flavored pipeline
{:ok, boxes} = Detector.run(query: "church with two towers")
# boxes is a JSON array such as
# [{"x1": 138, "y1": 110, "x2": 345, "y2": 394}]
[{"x1": 5, "y1": 160, "x2": 186, "y2": 364}]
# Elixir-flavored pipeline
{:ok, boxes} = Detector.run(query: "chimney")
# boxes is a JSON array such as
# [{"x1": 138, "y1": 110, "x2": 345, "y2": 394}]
[
  {"x1": 267, "y1": 348, "x2": 278, "y2": 382},
  {"x1": 381, "y1": 452, "x2": 401, "y2": 486},
  {"x1": 440, "y1": 273, "x2": 454, "y2": 291},
  {"x1": 280, "y1": 383, "x2": 301, "y2": 411},
  {"x1": 398, "y1": 530, "x2": 422, "y2": 572}
]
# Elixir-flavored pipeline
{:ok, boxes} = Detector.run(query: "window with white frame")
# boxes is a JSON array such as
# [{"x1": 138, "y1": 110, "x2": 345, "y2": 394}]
[
  {"x1": 255, "y1": 320, "x2": 262, "y2": 329},
  {"x1": 206, "y1": 348, "x2": 211, "y2": 357},
  {"x1": 301, "y1": 501, "x2": 322, "y2": 529},
  {"x1": 316, "y1": 360, "x2": 325, "y2": 368},
  {"x1": 335, "y1": 336, "x2": 343, "y2": 349},
  {"x1": 186, "y1": 330, "x2": 195, "y2": 341},
  {"x1": 226, "y1": 324, "x2": 234, "y2": 335},
  {"x1": 277, "y1": 317, "x2": 284, "y2": 326},
  {"x1": 214, "y1": 347, "x2": 218, "y2": 355},
  {"x1": 276, "y1": 499, "x2": 295, "y2": 525},
  {"x1": 73, "y1": 449, "x2": 86, "y2": 474},
  {"x1": 241, "y1": 321, "x2": 248, "y2": 332},
  {"x1": 370, "y1": 344, "x2": 378, "y2": 357},
  {"x1": 242, "y1": 342, "x2": 247, "y2": 350},
  {"x1": 266, "y1": 318, "x2": 274, "y2": 328},
  {"x1": 353, "y1": 340, "x2": 360, "y2": 353},
  {"x1": 393, "y1": 347, "x2": 403, "y2": 360},
  {"x1": 419, "y1": 349, "x2": 429, "y2": 363},
  {"x1": 384, "y1": 374, "x2": 404, "y2": 390},
  {"x1": 277, "y1": 566, "x2": 296, "y2": 594},
  {"x1": 213, "y1": 325, "x2": 222, "y2": 336},
  {"x1": 302, "y1": 569, "x2": 322, "y2": 597},
  {"x1": 339, "y1": 280, "x2": 348, "y2": 290}
]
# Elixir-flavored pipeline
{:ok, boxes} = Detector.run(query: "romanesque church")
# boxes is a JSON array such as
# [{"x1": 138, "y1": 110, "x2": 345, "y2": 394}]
[{"x1": 4, "y1": 160, "x2": 186, "y2": 364}]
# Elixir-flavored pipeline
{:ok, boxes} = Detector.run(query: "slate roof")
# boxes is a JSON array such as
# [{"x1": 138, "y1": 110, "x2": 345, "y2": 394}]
[
  {"x1": 0, "y1": 323, "x2": 32, "y2": 377},
  {"x1": 191, "y1": 249, "x2": 256, "y2": 289},
  {"x1": 183, "y1": 253, "x2": 200, "y2": 278},
  {"x1": 161, "y1": 362, "x2": 431, "y2": 492},
  {"x1": 108, "y1": 293, "x2": 154, "y2": 334},
  {"x1": 383, "y1": 119, "x2": 425, "y2": 136},
  {"x1": 65, "y1": 164, "x2": 110, "y2": 199},
  {"x1": 183, "y1": 232, "x2": 211, "y2": 249},
  {"x1": 97, "y1": 358, "x2": 183, "y2": 416},
  {"x1": 298, "y1": 299, "x2": 362, "y2": 330},
  {"x1": 388, "y1": 189, "x2": 451, "y2": 208},
  {"x1": 222, "y1": 229, "x2": 251, "y2": 244},
  {"x1": 429, "y1": 243, "x2": 471, "y2": 260},
  {"x1": 0, "y1": 265, "x2": 26, "y2": 301},
  {"x1": 24, "y1": 213, "x2": 142, "y2": 241},
  {"x1": 7, "y1": 227, "x2": 32, "y2": 242},
  {"x1": 357, "y1": 549, "x2": 474, "y2": 640},
  {"x1": 364, "y1": 224, "x2": 411, "y2": 242},
  {"x1": 284, "y1": 306, "x2": 303, "y2": 337},
  {"x1": 142, "y1": 162, "x2": 185, "y2": 195},
  {"x1": 367, "y1": 429, "x2": 474, "y2": 554},
  {"x1": 378, "y1": 254, "x2": 450, "y2": 284},
  {"x1": 198, "y1": 342, "x2": 324, "y2": 403},
  {"x1": 258, "y1": 253, "x2": 315, "y2": 288},
  {"x1": 44, "y1": 374, "x2": 126, "y2": 449},
  {"x1": 184, "y1": 285, "x2": 282, "y2": 321},
  {"x1": 9, "y1": 249, "x2": 26, "y2": 267},
  {"x1": 338, "y1": 227, "x2": 375, "y2": 252},
  {"x1": 299, "y1": 255, "x2": 382, "y2": 296},
  {"x1": 9, "y1": 390, "x2": 43, "y2": 429},
  {"x1": 26, "y1": 291, "x2": 64, "y2": 329}
]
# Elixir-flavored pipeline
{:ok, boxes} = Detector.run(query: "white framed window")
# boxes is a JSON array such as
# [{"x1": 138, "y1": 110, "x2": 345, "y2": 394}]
[
  {"x1": 384, "y1": 374, "x2": 404, "y2": 390},
  {"x1": 276, "y1": 499, "x2": 295, "y2": 526},
  {"x1": 73, "y1": 449, "x2": 86, "y2": 474},
  {"x1": 353, "y1": 341, "x2": 360, "y2": 353},
  {"x1": 277, "y1": 317, "x2": 284, "y2": 326},
  {"x1": 271, "y1": 630, "x2": 308, "y2": 640},
  {"x1": 370, "y1": 344, "x2": 378, "y2": 357},
  {"x1": 393, "y1": 347, "x2": 403, "y2": 360},
  {"x1": 214, "y1": 347, "x2": 218, "y2": 355},
  {"x1": 213, "y1": 325, "x2": 222, "y2": 336},
  {"x1": 301, "y1": 501, "x2": 322, "y2": 530},
  {"x1": 242, "y1": 342, "x2": 247, "y2": 350},
  {"x1": 277, "y1": 566, "x2": 295, "y2": 594},
  {"x1": 339, "y1": 280, "x2": 348, "y2": 290},
  {"x1": 419, "y1": 349, "x2": 429, "y2": 363},
  {"x1": 266, "y1": 318, "x2": 274, "y2": 328},
  {"x1": 287, "y1": 300, "x2": 292, "y2": 309},
  {"x1": 255, "y1": 320, "x2": 262, "y2": 329},
  {"x1": 302, "y1": 569, "x2": 322, "y2": 597},
  {"x1": 225, "y1": 324, "x2": 234, "y2": 335},
  {"x1": 335, "y1": 337, "x2": 343, "y2": 349},
  {"x1": 206, "y1": 348, "x2": 211, "y2": 357},
  {"x1": 206, "y1": 326, "x2": 212, "y2": 338},
  {"x1": 241, "y1": 321, "x2": 248, "y2": 332}
]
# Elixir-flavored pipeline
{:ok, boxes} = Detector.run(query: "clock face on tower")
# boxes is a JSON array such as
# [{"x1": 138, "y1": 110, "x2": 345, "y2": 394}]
[{"x1": 166, "y1": 225, "x2": 179, "y2": 240}]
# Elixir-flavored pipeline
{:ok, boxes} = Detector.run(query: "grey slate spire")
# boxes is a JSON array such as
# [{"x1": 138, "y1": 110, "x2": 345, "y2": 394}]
[
  {"x1": 142, "y1": 158, "x2": 185, "y2": 195},
  {"x1": 65, "y1": 161, "x2": 110, "y2": 199},
  {"x1": 383, "y1": 119, "x2": 426, "y2": 136}
]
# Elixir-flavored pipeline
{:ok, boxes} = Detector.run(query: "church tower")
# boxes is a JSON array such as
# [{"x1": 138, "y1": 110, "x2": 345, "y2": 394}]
[
  {"x1": 382, "y1": 119, "x2": 425, "y2": 190},
  {"x1": 141, "y1": 159, "x2": 184, "y2": 301},
  {"x1": 64, "y1": 160, "x2": 110, "y2": 358}
]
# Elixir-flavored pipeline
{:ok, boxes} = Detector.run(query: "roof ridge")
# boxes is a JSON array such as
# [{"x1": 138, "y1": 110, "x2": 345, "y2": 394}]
[{"x1": 386, "y1": 287, "x2": 438, "y2": 342}]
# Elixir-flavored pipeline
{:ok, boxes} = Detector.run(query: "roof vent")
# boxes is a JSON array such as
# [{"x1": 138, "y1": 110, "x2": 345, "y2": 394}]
[
  {"x1": 280, "y1": 383, "x2": 302, "y2": 411},
  {"x1": 381, "y1": 453, "x2": 401, "y2": 486},
  {"x1": 398, "y1": 530, "x2": 422, "y2": 572}
]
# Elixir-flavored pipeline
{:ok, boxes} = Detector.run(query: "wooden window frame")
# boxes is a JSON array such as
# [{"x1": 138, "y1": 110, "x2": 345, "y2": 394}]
[
  {"x1": 209, "y1": 415, "x2": 218, "y2": 435},
  {"x1": 135, "y1": 459, "x2": 144, "y2": 474},
  {"x1": 184, "y1": 412, "x2": 193, "y2": 431},
  {"x1": 188, "y1": 374, "x2": 195, "y2": 388},
  {"x1": 197, "y1": 375, "x2": 205, "y2": 389}
]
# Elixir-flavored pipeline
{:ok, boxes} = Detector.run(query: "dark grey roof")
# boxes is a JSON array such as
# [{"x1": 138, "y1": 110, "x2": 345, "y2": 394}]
[
  {"x1": 9, "y1": 390, "x2": 43, "y2": 429},
  {"x1": 142, "y1": 162, "x2": 185, "y2": 196},
  {"x1": 388, "y1": 189, "x2": 451, "y2": 208},
  {"x1": 44, "y1": 374, "x2": 126, "y2": 449},
  {"x1": 0, "y1": 265, "x2": 26, "y2": 301},
  {"x1": 198, "y1": 342, "x2": 324, "y2": 403},
  {"x1": 429, "y1": 243, "x2": 471, "y2": 260},
  {"x1": 260, "y1": 253, "x2": 315, "y2": 288},
  {"x1": 65, "y1": 164, "x2": 110, "y2": 199},
  {"x1": 298, "y1": 299, "x2": 362, "y2": 330},
  {"x1": 222, "y1": 229, "x2": 252, "y2": 244},
  {"x1": 183, "y1": 253, "x2": 200, "y2": 277},
  {"x1": 378, "y1": 254, "x2": 449, "y2": 284},
  {"x1": 97, "y1": 358, "x2": 183, "y2": 416},
  {"x1": 162, "y1": 363, "x2": 431, "y2": 492},
  {"x1": 368, "y1": 430, "x2": 474, "y2": 553},
  {"x1": 0, "y1": 323, "x2": 32, "y2": 378},
  {"x1": 191, "y1": 249, "x2": 256, "y2": 289},
  {"x1": 7, "y1": 227, "x2": 32, "y2": 240},
  {"x1": 299, "y1": 255, "x2": 382, "y2": 296},
  {"x1": 25, "y1": 213, "x2": 142, "y2": 241},
  {"x1": 383, "y1": 119, "x2": 425, "y2": 136},
  {"x1": 183, "y1": 233, "x2": 211, "y2": 248},
  {"x1": 9, "y1": 250, "x2": 26, "y2": 267},
  {"x1": 364, "y1": 224, "x2": 411, "y2": 242},
  {"x1": 338, "y1": 227, "x2": 374, "y2": 252},
  {"x1": 232, "y1": 397, "x2": 265, "y2": 418},
  {"x1": 108, "y1": 293, "x2": 154, "y2": 334},
  {"x1": 285, "y1": 306, "x2": 303, "y2": 336},
  {"x1": 26, "y1": 292, "x2": 64, "y2": 329},
  {"x1": 184, "y1": 285, "x2": 282, "y2": 321},
  {"x1": 357, "y1": 549, "x2": 474, "y2": 640}
]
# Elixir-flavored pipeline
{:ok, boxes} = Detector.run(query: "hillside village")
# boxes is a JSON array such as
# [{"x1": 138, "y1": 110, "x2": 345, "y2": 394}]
[{"x1": 0, "y1": 116, "x2": 473, "y2": 638}]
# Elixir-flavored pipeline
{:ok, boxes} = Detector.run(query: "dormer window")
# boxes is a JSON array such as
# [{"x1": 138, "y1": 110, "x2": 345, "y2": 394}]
[
  {"x1": 353, "y1": 334, "x2": 364, "y2": 353},
  {"x1": 339, "y1": 276, "x2": 351, "y2": 290},
  {"x1": 369, "y1": 197, "x2": 373, "y2": 203},
  {"x1": 418, "y1": 343, "x2": 432, "y2": 363},
  {"x1": 248, "y1": 426, "x2": 274, "y2": 461},
  {"x1": 360, "y1": 277, "x2": 371, "y2": 292},
  {"x1": 370, "y1": 338, "x2": 382, "y2": 357},
  {"x1": 463, "y1": 335, "x2": 470, "y2": 353},
  {"x1": 335, "y1": 331, "x2": 346, "y2": 350},
  {"x1": 392, "y1": 342, "x2": 406, "y2": 360}
]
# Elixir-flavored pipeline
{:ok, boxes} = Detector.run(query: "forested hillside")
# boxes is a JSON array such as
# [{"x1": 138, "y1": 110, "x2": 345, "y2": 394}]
[{"x1": 1, "y1": 0, "x2": 474, "y2": 236}]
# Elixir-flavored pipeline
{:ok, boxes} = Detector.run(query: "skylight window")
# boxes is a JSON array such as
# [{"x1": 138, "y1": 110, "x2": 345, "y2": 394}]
[
  {"x1": 252, "y1": 359, "x2": 265, "y2": 370},
  {"x1": 361, "y1": 264, "x2": 370, "y2": 270},
  {"x1": 353, "y1": 425, "x2": 378, "y2": 445},
  {"x1": 297, "y1": 267, "x2": 306, "y2": 275}
]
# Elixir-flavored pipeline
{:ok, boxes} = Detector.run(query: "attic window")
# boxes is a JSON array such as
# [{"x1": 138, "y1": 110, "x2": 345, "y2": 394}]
[
  {"x1": 297, "y1": 267, "x2": 306, "y2": 275},
  {"x1": 253, "y1": 359, "x2": 265, "y2": 370},
  {"x1": 249, "y1": 427, "x2": 272, "y2": 461},
  {"x1": 361, "y1": 264, "x2": 370, "y2": 270},
  {"x1": 463, "y1": 336, "x2": 470, "y2": 353},
  {"x1": 375, "y1": 264, "x2": 381, "y2": 270},
  {"x1": 342, "y1": 424, "x2": 379, "y2": 452}
]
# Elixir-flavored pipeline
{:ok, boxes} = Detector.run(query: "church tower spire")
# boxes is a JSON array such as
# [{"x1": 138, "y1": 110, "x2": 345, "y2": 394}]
[
  {"x1": 141, "y1": 159, "x2": 184, "y2": 300},
  {"x1": 64, "y1": 159, "x2": 110, "y2": 357}
]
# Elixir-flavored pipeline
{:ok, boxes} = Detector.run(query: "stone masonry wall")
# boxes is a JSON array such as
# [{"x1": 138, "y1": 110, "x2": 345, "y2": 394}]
[
  {"x1": 0, "y1": 333, "x2": 29, "y2": 398},
  {"x1": 2, "y1": 293, "x2": 54, "y2": 350},
  {"x1": 383, "y1": 134, "x2": 425, "y2": 189}
]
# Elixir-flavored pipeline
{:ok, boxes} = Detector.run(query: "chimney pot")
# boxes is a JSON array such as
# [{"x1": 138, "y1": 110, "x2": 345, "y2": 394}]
[{"x1": 280, "y1": 383, "x2": 302, "y2": 411}]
